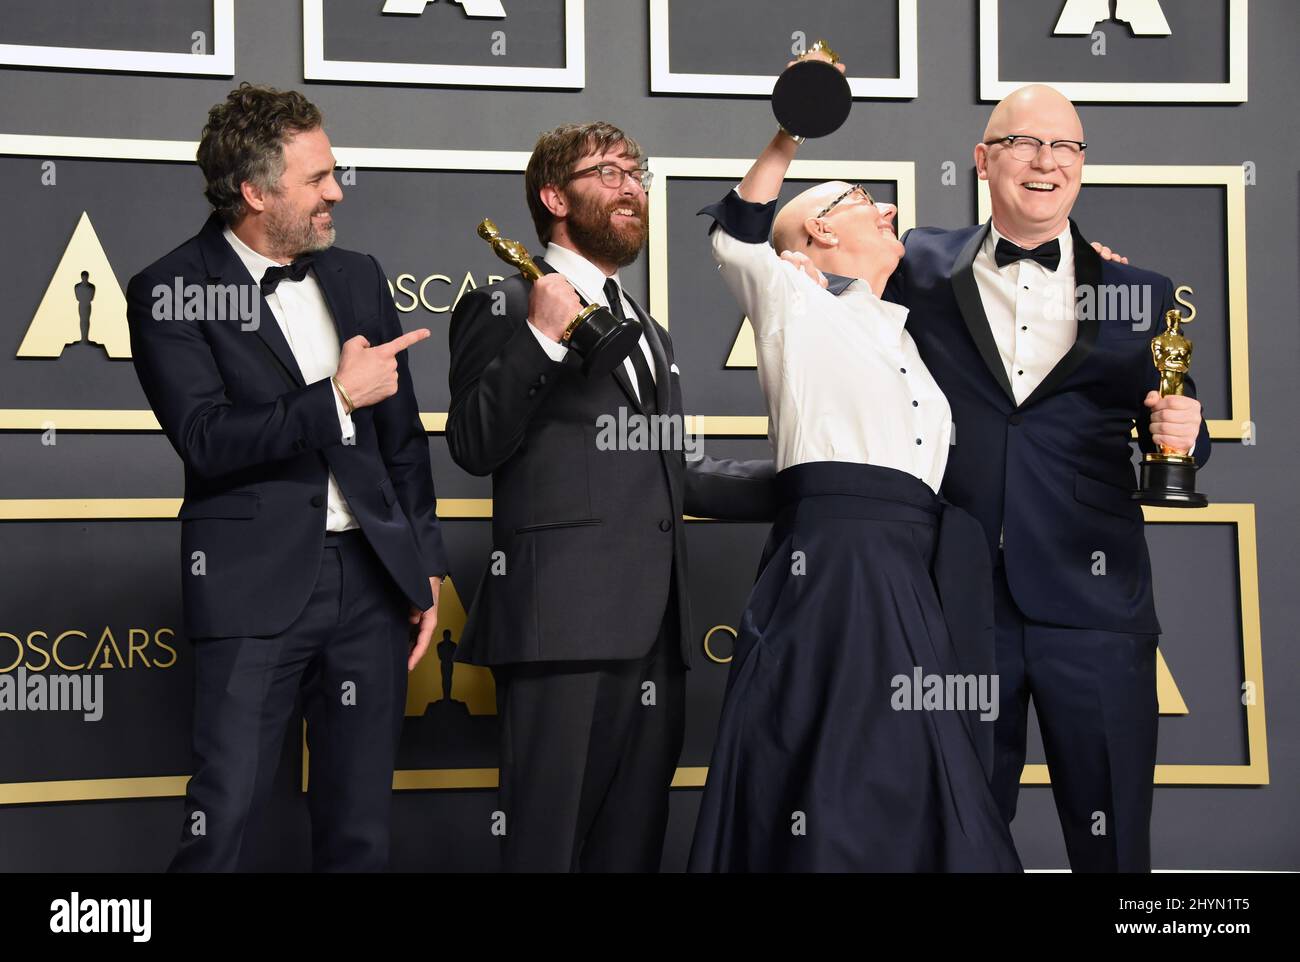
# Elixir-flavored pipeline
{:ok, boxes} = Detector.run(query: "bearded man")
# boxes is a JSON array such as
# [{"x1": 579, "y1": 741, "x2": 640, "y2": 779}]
[
  {"x1": 446, "y1": 122, "x2": 775, "y2": 872},
  {"x1": 128, "y1": 84, "x2": 447, "y2": 871}
]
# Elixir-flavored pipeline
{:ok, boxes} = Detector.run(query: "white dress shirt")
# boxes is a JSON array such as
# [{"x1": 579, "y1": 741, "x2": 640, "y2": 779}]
[
  {"x1": 223, "y1": 227, "x2": 358, "y2": 532},
  {"x1": 710, "y1": 218, "x2": 951, "y2": 493},
  {"x1": 972, "y1": 222, "x2": 1077, "y2": 406},
  {"x1": 973, "y1": 222, "x2": 1077, "y2": 548},
  {"x1": 526, "y1": 242, "x2": 658, "y2": 395}
]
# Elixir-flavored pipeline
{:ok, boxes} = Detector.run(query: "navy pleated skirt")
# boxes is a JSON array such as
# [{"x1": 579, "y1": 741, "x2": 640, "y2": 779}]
[{"x1": 688, "y1": 461, "x2": 1022, "y2": 872}]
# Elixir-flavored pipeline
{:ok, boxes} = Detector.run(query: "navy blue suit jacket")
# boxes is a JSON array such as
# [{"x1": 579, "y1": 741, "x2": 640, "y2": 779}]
[
  {"x1": 127, "y1": 214, "x2": 448, "y2": 639},
  {"x1": 886, "y1": 220, "x2": 1210, "y2": 634}
]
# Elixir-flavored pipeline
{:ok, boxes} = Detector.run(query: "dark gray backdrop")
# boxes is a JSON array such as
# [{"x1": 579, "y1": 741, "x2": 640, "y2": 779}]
[{"x1": 0, "y1": 0, "x2": 1296, "y2": 872}]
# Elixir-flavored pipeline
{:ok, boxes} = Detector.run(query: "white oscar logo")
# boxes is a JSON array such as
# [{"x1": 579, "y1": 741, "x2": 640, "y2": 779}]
[
  {"x1": 1054, "y1": 0, "x2": 1172, "y2": 36},
  {"x1": 382, "y1": 0, "x2": 507, "y2": 18}
]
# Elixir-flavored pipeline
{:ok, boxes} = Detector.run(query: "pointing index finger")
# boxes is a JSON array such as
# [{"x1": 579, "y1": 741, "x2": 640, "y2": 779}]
[{"x1": 379, "y1": 328, "x2": 431, "y2": 355}]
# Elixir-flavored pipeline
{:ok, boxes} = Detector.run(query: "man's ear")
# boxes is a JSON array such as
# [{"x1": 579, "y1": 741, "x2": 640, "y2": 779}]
[
  {"x1": 973, "y1": 144, "x2": 989, "y2": 182},
  {"x1": 803, "y1": 216, "x2": 837, "y2": 249},
  {"x1": 240, "y1": 179, "x2": 268, "y2": 214},
  {"x1": 539, "y1": 185, "x2": 568, "y2": 220}
]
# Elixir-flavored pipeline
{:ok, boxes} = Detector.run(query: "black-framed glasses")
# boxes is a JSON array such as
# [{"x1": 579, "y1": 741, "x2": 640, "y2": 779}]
[
  {"x1": 814, "y1": 183, "x2": 875, "y2": 220},
  {"x1": 566, "y1": 163, "x2": 653, "y2": 191},
  {"x1": 983, "y1": 134, "x2": 1087, "y2": 167}
]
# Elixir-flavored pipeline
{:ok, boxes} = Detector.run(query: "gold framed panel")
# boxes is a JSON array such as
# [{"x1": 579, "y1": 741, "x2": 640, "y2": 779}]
[
  {"x1": 0, "y1": 496, "x2": 490, "y2": 805},
  {"x1": 1021, "y1": 503, "x2": 1268, "y2": 786},
  {"x1": 0, "y1": 499, "x2": 1264, "y2": 800},
  {"x1": 0, "y1": 134, "x2": 530, "y2": 433},
  {"x1": 977, "y1": 164, "x2": 1251, "y2": 441},
  {"x1": 676, "y1": 507, "x2": 1268, "y2": 788}
]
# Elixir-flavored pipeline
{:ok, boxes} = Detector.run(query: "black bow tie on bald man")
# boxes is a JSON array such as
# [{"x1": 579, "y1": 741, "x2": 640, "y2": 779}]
[
  {"x1": 260, "y1": 255, "x2": 315, "y2": 297},
  {"x1": 994, "y1": 237, "x2": 1061, "y2": 273}
]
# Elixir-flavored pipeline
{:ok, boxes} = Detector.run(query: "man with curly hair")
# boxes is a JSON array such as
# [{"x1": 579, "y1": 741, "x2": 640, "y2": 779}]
[{"x1": 128, "y1": 84, "x2": 447, "y2": 872}]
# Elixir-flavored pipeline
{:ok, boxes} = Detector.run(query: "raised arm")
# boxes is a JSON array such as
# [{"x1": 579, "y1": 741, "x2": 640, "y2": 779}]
[
  {"x1": 697, "y1": 129, "x2": 809, "y2": 339},
  {"x1": 737, "y1": 128, "x2": 800, "y2": 205}
]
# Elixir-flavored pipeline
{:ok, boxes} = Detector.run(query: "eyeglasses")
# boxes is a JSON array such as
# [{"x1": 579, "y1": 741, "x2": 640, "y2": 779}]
[
  {"x1": 814, "y1": 183, "x2": 876, "y2": 220},
  {"x1": 983, "y1": 134, "x2": 1087, "y2": 167},
  {"x1": 566, "y1": 163, "x2": 653, "y2": 191}
]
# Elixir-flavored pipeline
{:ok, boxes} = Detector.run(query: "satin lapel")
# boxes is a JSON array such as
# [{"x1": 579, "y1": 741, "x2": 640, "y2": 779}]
[
  {"x1": 623, "y1": 290, "x2": 670, "y2": 415},
  {"x1": 310, "y1": 252, "x2": 355, "y2": 345},
  {"x1": 1020, "y1": 219, "x2": 1101, "y2": 408},
  {"x1": 599, "y1": 279, "x2": 643, "y2": 415},
  {"x1": 196, "y1": 215, "x2": 305, "y2": 388},
  {"x1": 609, "y1": 351, "x2": 643, "y2": 414},
  {"x1": 623, "y1": 290, "x2": 682, "y2": 487},
  {"x1": 951, "y1": 222, "x2": 1016, "y2": 405}
]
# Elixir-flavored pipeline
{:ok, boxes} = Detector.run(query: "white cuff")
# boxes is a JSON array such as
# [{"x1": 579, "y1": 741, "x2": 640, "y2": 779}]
[
  {"x1": 528, "y1": 320, "x2": 570, "y2": 362},
  {"x1": 331, "y1": 380, "x2": 356, "y2": 441}
]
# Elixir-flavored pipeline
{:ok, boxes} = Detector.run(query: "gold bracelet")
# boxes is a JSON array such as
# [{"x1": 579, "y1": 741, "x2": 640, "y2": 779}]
[
  {"x1": 560, "y1": 311, "x2": 585, "y2": 343},
  {"x1": 331, "y1": 376, "x2": 355, "y2": 414}
]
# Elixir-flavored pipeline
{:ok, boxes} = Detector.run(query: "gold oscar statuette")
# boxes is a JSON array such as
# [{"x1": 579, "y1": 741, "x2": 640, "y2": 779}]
[
  {"x1": 1132, "y1": 307, "x2": 1208, "y2": 507},
  {"x1": 476, "y1": 218, "x2": 642, "y2": 379}
]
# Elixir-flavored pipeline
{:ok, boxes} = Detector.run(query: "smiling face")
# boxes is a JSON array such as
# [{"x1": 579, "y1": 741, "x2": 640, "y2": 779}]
[
  {"x1": 546, "y1": 144, "x2": 648, "y2": 270},
  {"x1": 975, "y1": 85, "x2": 1085, "y2": 246},
  {"x1": 260, "y1": 126, "x2": 342, "y2": 260}
]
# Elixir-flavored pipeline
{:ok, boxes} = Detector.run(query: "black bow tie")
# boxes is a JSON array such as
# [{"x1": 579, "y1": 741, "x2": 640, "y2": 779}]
[
  {"x1": 260, "y1": 255, "x2": 315, "y2": 296},
  {"x1": 994, "y1": 237, "x2": 1061, "y2": 273}
]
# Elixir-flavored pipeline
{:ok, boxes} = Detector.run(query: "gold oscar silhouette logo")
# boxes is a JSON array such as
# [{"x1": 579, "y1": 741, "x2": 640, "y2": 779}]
[
  {"x1": 17, "y1": 212, "x2": 130, "y2": 359},
  {"x1": 404, "y1": 576, "x2": 496, "y2": 716},
  {"x1": 1054, "y1": 0, "x2": 1172, "y2": 36}
]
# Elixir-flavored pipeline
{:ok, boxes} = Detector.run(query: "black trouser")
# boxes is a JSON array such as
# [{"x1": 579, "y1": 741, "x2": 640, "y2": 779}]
[
  {"x1": 491, "y1": 593, "x2": 687, "y2": 873},
  {"x1": 991, "y1": 555, "x2": 1159, "y2": 872},
  {"x1": 170, "y1": 530, "x2": 411, "y2": 872}
]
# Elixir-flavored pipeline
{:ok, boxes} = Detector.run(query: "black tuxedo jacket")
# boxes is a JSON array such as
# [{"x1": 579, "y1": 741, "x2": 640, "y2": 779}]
[
  {"x1": 886, "y1": 220, "x2": 1211, "y2": 634},
  {"x1": 127, "y1": 213, "x2": 448, "y2": 639},
  {"x1": 446, "y1": 260, "x2": 776, "y2": 667}
]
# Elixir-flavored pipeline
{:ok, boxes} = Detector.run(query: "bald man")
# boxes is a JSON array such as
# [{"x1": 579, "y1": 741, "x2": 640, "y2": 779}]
[{"x1": 860, "y1": 84, "x2": 1211, "y2": 872}]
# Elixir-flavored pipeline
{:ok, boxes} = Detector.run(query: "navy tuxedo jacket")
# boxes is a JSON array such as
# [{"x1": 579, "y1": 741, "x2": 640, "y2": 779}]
[
  {"x1": 127, "y1": 214, "x2": 448, "y2": 639},
  {"x1": 886, "y1": 220, "x2": 1211, "y2": 634}
]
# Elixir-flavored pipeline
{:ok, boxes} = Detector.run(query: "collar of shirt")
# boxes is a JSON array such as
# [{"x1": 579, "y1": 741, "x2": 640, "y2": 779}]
[
  {"x1": 983, "y1": 220, "x2": 1074, "y2": 277},
  {"x1": 823, "y1": 271, "x2": 858, "y2": 297},
  {"x1": 222, "y1": 225, "x2": 305, "y2": 287},
  {"x1": 543, "y1": 241, "x2": 625, "y2": 310},
  {"x1": 823, "y1": 271, "x2": 909, "y2": 345}
]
